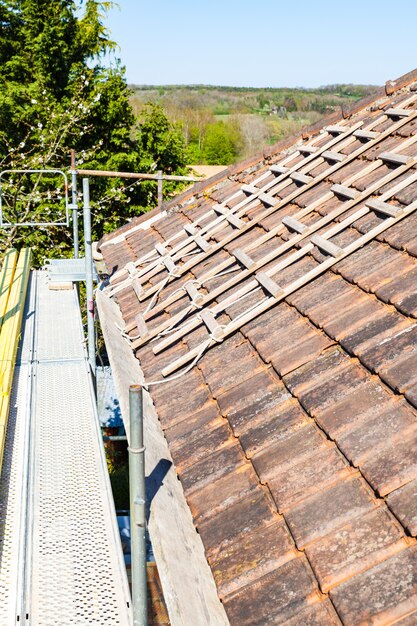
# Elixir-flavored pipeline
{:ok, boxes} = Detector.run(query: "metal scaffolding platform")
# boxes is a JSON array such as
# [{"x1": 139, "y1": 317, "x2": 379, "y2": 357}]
[{"x1": 0, "y1": 270, "x2": 131, "y2": 625}]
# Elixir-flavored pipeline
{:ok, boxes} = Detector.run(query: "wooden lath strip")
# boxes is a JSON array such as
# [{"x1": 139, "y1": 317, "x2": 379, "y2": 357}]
[
  {"x1": 331, "y1": 184, "x2": 360, "y2": 200},
  {"x1": 385, "y1": 108, "x2": 412, "y2": 117},
  {"x1": 298, "y1": 145, "x2": 317, "y2": 154},
  {"x1": 109, "y1": 120, "x2": 368, "y2": 287},
  {"x1": 321, "y1": 150, "x2": 345, "y2": 162},
  {"x1": 258, "y1": 192, "x2": 277, "y2": 207},
  {"x1": 310, "y1": 234, "x2": 344, "y2": 257},
  {"x1": 184, "y1": 281, "x2": 205, "y2": 307},
  {"x1": 131, "y1": 134, "x2": 417, "y2": 330},
  {"x1": 183, "y1": 224, "x2": 212, "y2": 252},
  {"x1": 270, "y1": 164, "x2": 289, "y2": 175},
  {"x1": 125, "y1": 133, "x2": 417, "y2": 332},
  {"x1": 132, "y1": 110, "x2": 417, "y2": 301},
  {"x1": 161, "y1": 198, "x2": 417, "y2": 377},
  {"x1": 290, "y1": 172, "x2": 313, "y2": 184},
  {"x1": 379, "y1": 152, "x2": 410, "y2": 166},
  {"x1": 365, "y1": 198, "x2": 401, "y2": 217},
  {"x1": 233, "y1": 249, "x2": 255, "y2": 269},
  {"x1": 199, "y1": 309, "x2": 225, "y2": 341},
  {"x1": 256, "y1": 272, "x2": 284, "y2": 297},
  {"x1": 112, "y1": 94, "x2": 417, "y2": 283},
  {"x1": 354, "y1": 129, "x2": 378, "y2": 140},
  {"x1": 325, "y1": 125, "x2": 351, "y2": 134},
  {"x1": 213, "y1": 204, "x2": 245, "y2": 229},
  {"x1": 132, "y1": 161, "x2": 417, "y2": 350},
  {"x1": 282, "y1": 216, "x2": 308, "y2": 233}
]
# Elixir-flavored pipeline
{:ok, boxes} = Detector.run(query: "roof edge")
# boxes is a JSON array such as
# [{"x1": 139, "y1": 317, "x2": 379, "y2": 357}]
[{"x1": 96, "y1": 290, "x2": 230, "y2": 626}]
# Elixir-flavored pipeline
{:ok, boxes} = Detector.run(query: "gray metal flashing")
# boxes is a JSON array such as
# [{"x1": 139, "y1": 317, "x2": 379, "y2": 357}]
[{"x1": 96, "y1": 288, "x2": 230, "y2": 626}]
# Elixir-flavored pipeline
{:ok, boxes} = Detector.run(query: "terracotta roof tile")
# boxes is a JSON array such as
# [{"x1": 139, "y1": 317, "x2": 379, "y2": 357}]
[
  {"x1": 329, "y1": 547, "x2": 417, "y2": 625},
  {"x1": 197, "y1": 488, "x2": 278, "y2": 556},
  {"x1": 267, "y1": 444, "x2": 351, "y2": 511},
  {"x1": 336, "y1": 400, "x2": 417, "y2": 465},
  {"x1": 98, "y1": 73, "x2": 417, "y2": 623},
  {"x1": 361, "y1": 427, "x2": 417, "y2": 496},
  {"x1": 306, "y1": 508, "x2": 407, "y2": 592},
  {"x1": 186, "y1": 463, "x2": 260, "y2": 525},
  {"x1": 315, "y1": 379, "x2": 395, "y2": 438},
  {"x1": 387, "y1": 478, "x2": 417, "y2": 535},
  {"x1": 238, "y1": 399, "x2": 310, "y2": 458},
  {"x1": 222, "y1": 557, "x2": 321, "y2": 625},
  {"x1": 285, "y1": 476, "x2": 376, "y2": 548},
  {"x1": 280, "y1": 600, "x2": 340, "y2": 625},
  {"x1": 210, "y1": 520, "x2": 296, "y2": 598},
  {"x1": 252, "y1": 423, "x2": 326, "y2": 482},
  {"x1": 178, "y1": 442, "x2": 246, "y2": 495}
]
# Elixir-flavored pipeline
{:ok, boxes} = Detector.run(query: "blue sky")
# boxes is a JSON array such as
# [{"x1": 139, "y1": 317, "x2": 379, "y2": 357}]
[{"x1": 104, "y1": 1, "x2": 417, "y2": 88}]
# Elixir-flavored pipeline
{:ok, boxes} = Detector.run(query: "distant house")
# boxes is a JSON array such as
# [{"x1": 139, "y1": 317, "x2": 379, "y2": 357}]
[{"x1": 97, "y1": 68, "x2": 417, "y2": 625}]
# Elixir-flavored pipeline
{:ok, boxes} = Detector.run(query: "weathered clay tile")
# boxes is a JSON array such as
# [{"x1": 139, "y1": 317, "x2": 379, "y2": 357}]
[
  {"x1": 217, "y1": 369, "x2": 291, "y2": 435},
  {"x1": 197, "y1": 488, "x2": 278, "y2": 555},
  {"x1": 285, "y1": 475, "x2": 376, "y2": 548},
  {"x1": 359, "y1": 323, "x2": 417, "y2": 373},
  {"x1": 340, "y1": 312, "x2": 408, "y2": 357},
  {"x1": 360, "y1": 426, "x2": 417, "y2": 496},
  {"x1": 381, "y1": 213, "x2": 417, "y2": 256},
  {"x1": 320, "y1": 296, "x2": 387, "y2": 342},
  {"x1": 280, "y1": 600, "x2": 341, "y2": 625},
  {"x1": 328, "y1": 159, "x2": 367, "y2": 184},
  {"x1": 330, "y1": 546, "x2": 417, "y2": 625},
  {"x1": 252, "y1": 423, "x2": 326, "y2": 482},
  {"x1": 170, "y1": 421, "x2": 234, "y2": 472},
  {"x1": 197, "y1": 334, "x2": 265, "y2": 397},
  {"x1": 387, "y1": 478, "x2": 417, "y2": 536},
  {"x1": 178, "y1": 442, "x2": 247, "y2": 495},
  {"x1": 336, "y1": 400, "x2": 417, "y2": 465},
  {"x1": 210, "y1": 520, "x2": 296, "y2": 598},
  {"x1": 306, "y1": 508, "x2": 407, "y2": 592},
  {"x1": 379, "y1": 349, "x2": 417, "y2": 394},
  {"x1": 267, "y1": 444, "x2": 351, "y2": 511},
  {"x1": 186, "y1": 463, "x2": 260, "y2": 524},
  {"x1": 222, "y1": 557, "x2": 321, "y2": 626},
  {"x1": 269, "y1": 331, "x2": 332, "y2": 376},
  {"x1": 287, "y1": 358, "x2": 367, "y2": 417},
  {"x1": 238, "y1": 399, "x2": 310, "y2": 457},
  {"x1": 283, "y1": 347, "x2": 348, "y2": 395},
  {"x1": 164, "y1": 401, "x2": 220, "y2": 443},
  {"x1": 350, "y1": 163, "x2": 392, "y2": 191}
]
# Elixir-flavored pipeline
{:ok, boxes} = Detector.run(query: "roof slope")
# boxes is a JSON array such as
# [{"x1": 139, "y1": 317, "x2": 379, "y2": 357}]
[{"x1": 100, "y1": 70, "x2": 417, "y2": 625}]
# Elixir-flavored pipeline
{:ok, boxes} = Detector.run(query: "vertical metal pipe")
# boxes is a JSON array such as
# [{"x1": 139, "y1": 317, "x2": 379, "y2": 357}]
[
  {"x1": 157, "y1": 170, "x2": 163, "y2": 210},
  {"x1": 129, "y1": 385, "x2": 147, "y2": 626},
  {"x1": 71, "y1": 149, "x2": 79, "y2": 259},
  {"x1": 82, "y1": 178, "x2": 95, "y2": 376}
]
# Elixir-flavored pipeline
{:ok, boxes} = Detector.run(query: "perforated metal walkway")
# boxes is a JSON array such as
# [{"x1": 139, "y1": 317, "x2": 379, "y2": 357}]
[{"x1": 0, "y1": 271, "x2": 131, "y2": 625}]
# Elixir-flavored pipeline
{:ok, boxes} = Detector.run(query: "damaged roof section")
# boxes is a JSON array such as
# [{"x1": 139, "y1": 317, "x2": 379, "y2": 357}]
[{"x1": 100, "y1": 70, "x2": 417, "y2": 625}]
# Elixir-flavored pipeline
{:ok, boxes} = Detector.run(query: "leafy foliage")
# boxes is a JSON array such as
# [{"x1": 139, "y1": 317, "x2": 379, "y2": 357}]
[
  {"x1": 0, "y1": 1, "x2": 188, "y2": 263},
  {"x1": 131, "y1": 83, "x2": 379, "y2": 165}
]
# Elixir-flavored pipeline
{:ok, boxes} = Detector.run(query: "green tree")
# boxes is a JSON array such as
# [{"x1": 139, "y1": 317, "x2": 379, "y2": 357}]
[
  {"x1": 0, "y1": 0, "x2": 135, "y2": 261},
  {"x1": 203, "y1": 120, "x2": 243, "y2": 165}
]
